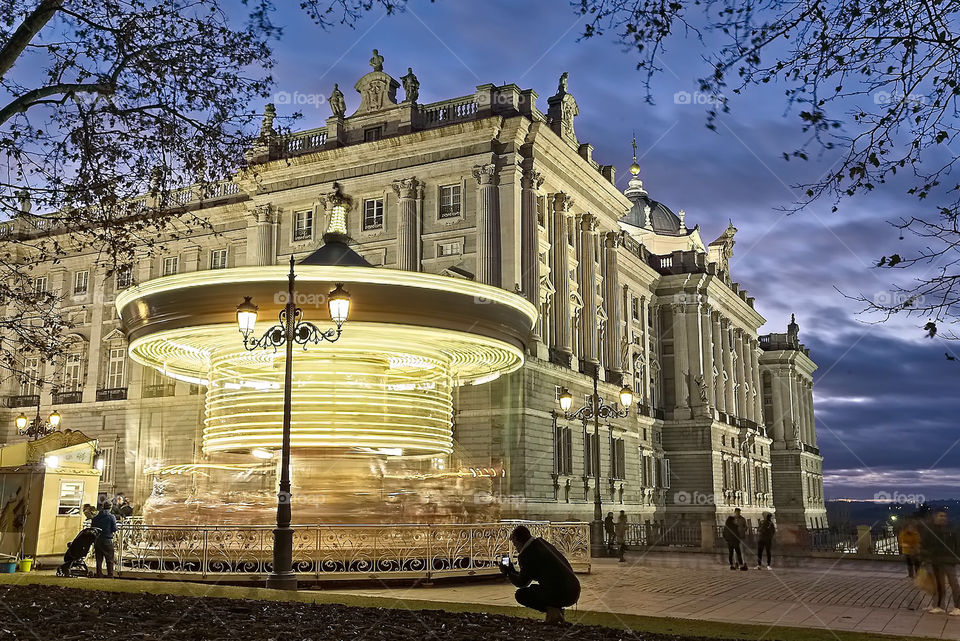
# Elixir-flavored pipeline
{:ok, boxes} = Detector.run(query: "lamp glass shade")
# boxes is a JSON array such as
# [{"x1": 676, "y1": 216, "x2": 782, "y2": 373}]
[
  {"x1": 558, "y1": 389, "x2": 573, "y2": 412},
  {"x1": 327, "y1": 283, "x2": 350, "y2": 326},
  {"x1": 619, "y1": 385, "x2": 633, "y2": 409},
  {"x1": 236, "y1": 296, "x2": 258, "y2": 335},
  {"x1": 48, "y1": 410, "x2": 61, "y2": 427},
  {"x1": 15, "y1": 413, "x2": 27, "y2": 430}
]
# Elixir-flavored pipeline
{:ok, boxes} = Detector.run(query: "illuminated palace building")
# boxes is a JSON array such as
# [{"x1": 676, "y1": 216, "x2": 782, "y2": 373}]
[{"x1": 0, "y1": 53, "x2": 826, "y2": 529}]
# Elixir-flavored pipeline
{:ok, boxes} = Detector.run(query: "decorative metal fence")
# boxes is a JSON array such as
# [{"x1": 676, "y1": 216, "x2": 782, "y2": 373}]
[
  {"x1": 116, "y1": 521, "x2": 589, "y2": 580},
  {"x1": 626, "y1": 522, "x2": 700, "y2": 548}
]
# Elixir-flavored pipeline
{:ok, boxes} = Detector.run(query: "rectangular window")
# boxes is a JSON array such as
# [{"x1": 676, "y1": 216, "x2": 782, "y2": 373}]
[
  {"x1": 74, "y1": 270, "x2": 89, "y2": 296},
  {"x1": 437, "y1": 241, "x2": 462, "y2": 257},
  {"x1": 116, "y1": 267, "x2": 132, "y2": 290},
  {"x1": 106, "y1": 347, "x2": 125, "y2": 389},
  {"x1": 293, "y1": 209, "x2": 313, "y2": 241},
  {"x1": 439, "y1": 184, "x2": 462, "y2": 219},
  {"x1": 364, "y1": 127, "x2": 383, "y2": 142},
  {"x1": 632, "y1": 297, "x2": 640, "y2": 320},
  {"x1": 662, "y1": 458, "x2": 671, "y2": 488},
  {"x1": 363, "y1": 198, "x2": 384, "y2": 230},
  {"x1": 554, "y1": 425, "x2": 573, "y2": 475},
  {"x1": 97, "y1": 445, "x2": 116, "y2": 486},
  {"x1": 162, "y1": 256, "x2": 179, "y2": 276},
  {"x1": 20, "y1": 356, "x2": 40, "y2": 396},
  {"x1": 610, "y1": 437, "x2": 625, "y2": 479},
  {"x1": 33, "y1": 276, "x2": 48, "y2": 293},
  {"x1": 210, "y1": 249, "x2": 228, "y2": 270},
  {"x1": 63, "y1": 353, "x2": 83, "y2": 392},
  {"x1": 584, "y1": 432, "x2": 599, "y2": 477},
  {"x1": 57, "y1": 480, "x2": 84, "y2": 516}
]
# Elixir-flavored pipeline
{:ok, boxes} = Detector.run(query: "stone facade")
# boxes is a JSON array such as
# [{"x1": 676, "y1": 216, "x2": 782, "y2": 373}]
[{"x1": 0, "y1": 53, "x2": 826, "y2": 528}]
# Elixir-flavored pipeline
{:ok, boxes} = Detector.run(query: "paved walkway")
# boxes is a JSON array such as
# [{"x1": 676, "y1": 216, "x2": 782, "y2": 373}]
[{"x1": 325, "y1": 556, "x2": 960, "y2": 639}]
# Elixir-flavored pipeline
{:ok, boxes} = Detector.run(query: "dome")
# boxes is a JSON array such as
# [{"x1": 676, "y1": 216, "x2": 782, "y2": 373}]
[{"x1": 620, "y1": 188, "x2": 686, "y2": 237}]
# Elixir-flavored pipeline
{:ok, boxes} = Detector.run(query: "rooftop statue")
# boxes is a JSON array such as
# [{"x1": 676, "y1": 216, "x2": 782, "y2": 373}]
[
  {"x1": 369, "y1": 48, "x2": 384, "y2": 72},
  {"x1": 329, "y1": 84, "x2": 346, "y2": 118},
  {"x1": 401, "y1": 67, "x2": 419, "y2": 103}
]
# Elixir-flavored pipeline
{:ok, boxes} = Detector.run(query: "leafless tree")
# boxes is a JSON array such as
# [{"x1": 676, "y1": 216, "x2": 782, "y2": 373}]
[
  {"x1": 577, "y1": 0, "x2": 960, "y2": 339},
  {"x1": 0, "y1": 0, "x2": 396, "y2": 386}
]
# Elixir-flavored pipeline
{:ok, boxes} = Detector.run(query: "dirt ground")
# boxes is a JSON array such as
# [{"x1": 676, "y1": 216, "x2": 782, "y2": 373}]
[{"x1": 0, "y1": 583, "x2": 706, "y2": 641}]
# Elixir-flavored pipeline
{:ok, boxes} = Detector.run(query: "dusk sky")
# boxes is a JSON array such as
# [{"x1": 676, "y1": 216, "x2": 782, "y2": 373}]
[{"x1": 260, "y1": 1, "x2": 958, "y2": 501}]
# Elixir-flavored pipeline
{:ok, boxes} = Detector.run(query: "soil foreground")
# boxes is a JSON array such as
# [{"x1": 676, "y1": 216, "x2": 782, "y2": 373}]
[{"x1": 0, "y1": 583, "x2": 711, "y2": 641}]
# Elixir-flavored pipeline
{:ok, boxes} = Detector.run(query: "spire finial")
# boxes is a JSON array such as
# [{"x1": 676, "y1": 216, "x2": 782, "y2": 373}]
[{"x1": 629, "y1": 132, "x2": 641, "y2": 176}]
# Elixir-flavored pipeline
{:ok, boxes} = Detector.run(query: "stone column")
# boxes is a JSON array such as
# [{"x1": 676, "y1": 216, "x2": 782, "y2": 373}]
[
  {"x1": 751, "y1": 340, "x2": 763, "y2": 423},
  {"x1": 520, "y1": 167, "x2": 543, "y2": 307},
  {"x1": 549, "y1": 193, "x2": 572, "y2": 359},
  {"x1": 769, "y1": 370, "x2": 785, "y2": 443},
  {"x1": 699, "y1": 306, "x2": 716, "y2": 410},
  {"x1": 686, "y1": 300, "x2": 707, "y2": 414},
  {"x1": 579, "y1": 214, "x2": 598, "y2": 365},
  {"x1": 642, "y1": 297, "x2": 652, "y2": 405},
  {"x1": 720, "y1": 319, "x2": 736, "y2": 413},
  {"x1": 734, "y1": 330, "x2": 747, "y2": 419},
  {"x1": 603, "y1": 232, "x2": 623, "y2": 375},
  {"x1": 671, "y1": 302, "x2": 690, "y2": 416},
  {"x1": 253, "y1": 204, "x2": 275, "y2": 266},
  {"x1": 392, "y1": 177, "x2": 422, "y2": 272},
  {"x1": 807, "y1": 382, "x2": 817, "y2": 446},
  {"x1": 712, "y1": 312, "x2": 725, "y2": 414},
  {"x1": 473, "y1": 164, "x2": 501, "y2": 286}
]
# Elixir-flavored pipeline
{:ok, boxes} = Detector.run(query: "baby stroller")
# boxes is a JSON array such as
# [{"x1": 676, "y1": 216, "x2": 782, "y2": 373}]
[{"x1": 56, "y1": 526, "x2": 101, "y2": 577}]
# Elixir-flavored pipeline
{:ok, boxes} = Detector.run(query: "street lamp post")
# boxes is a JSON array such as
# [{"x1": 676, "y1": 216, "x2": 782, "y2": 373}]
[
  {"x1": 16, "y1": 403, "x2": 61, "y2": 440},
  {"x1": 557, "y1": 363, "x2": 633, "y2": 557},
  {"x1": 236, "y1": 255, "x2": 350, "y2": 591}
]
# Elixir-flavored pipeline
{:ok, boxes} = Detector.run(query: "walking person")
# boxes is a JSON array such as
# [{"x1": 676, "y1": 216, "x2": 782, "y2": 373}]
[
  {"x1": 756, "y1": 512, "x2": 775, "y2": 569},
  {"x1": 615, "y1": 510, "x2": 628, "y2": 562},
  {"x1": 604, "y1": 512, "x2": 616, "y2": 552},
  {"x1": 501, "y1": 525, "x2": 581, "y2": 625},
  {"x1": 920, "y1": 510, "x2": 960, "y2": 615},
  {"x1": 91, "y1": 502, "x2": 118, "y2": 578},
  {"x1": 900, "y1": 516, "x2": 922, "y2": 579}
]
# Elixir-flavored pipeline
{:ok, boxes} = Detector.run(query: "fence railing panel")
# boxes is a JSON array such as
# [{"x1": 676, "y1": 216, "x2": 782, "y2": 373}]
[{"x1": 116, "y1": 521, "x2": 590, "y2": 580}]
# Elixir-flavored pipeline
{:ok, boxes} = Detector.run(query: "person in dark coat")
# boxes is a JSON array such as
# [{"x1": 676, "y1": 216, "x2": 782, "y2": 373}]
[
  {"x1": 90, "y1": 502, "x2": 118, "y2": 577},
  {"x1": 501, "y1": 525, "x2": 581, "y2": 625},
  {"x1": 723, "y1": 509, "x2": 747, "y2": 570},
  {"x1": 615, "y1": 510, "x2": 629, "y2": 562},
  {"x1": 756, "y1": 512, "x2": 775, "y2": 569},
  {"x1": 603, "y1": 512, "x2": 616, "y2": 550},
  {"x1": 920, "y1": 510, "x2": 960, "y2": 614}
]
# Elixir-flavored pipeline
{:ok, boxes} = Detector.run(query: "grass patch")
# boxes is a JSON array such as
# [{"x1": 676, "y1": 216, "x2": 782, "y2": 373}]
[{"x1": 0, "y1": 573, "x2": 937, "y2": 641}]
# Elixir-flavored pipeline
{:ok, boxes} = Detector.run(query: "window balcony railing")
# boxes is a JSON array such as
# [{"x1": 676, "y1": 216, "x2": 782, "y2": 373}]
[
  {"x1": 293, "y1": 227, "x2": 312, "y2": 241},
  {"x1": 96, "y1": 387, "x2": 128, "y2": 402},
  {"x1": 143, "y1": 383, "x2": 176, "y2": 399},
  {"x1": 52, "y1": 390, "x2": 83, "y2": 405},
  {"x1": 6, "y1": 394, "x2": 39, "y2": 408}
]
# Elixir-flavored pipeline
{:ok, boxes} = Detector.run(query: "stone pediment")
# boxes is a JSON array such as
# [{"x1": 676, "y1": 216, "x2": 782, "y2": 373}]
[{"x1": 352, "y1": 70, "x2": 400, "y2": 116}]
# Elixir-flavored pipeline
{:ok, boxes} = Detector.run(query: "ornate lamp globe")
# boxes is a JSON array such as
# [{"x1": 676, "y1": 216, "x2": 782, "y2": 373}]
[
  {"x1": 48, "y1": 410, "x2": 61, "y2": 428},
  {"x1": 619, "y1": 385, "x2": 633, "y2": 409},
  {"x1": 236, "y1": 296, "x2": 259, "y2": 336},
  {"x1": 15, "y1": 413, "x2": 27, "y2": 431},
  {"x1": 327, "y1": 283, "x2": 350, "y2": 327},
  {"x1": 558, "y1": 388, "x2": 573, "y2": 412}
]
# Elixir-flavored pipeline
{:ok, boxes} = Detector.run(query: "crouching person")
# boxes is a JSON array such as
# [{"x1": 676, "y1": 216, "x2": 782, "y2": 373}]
[{"x1": 500, "y1": 525, "x2": 581, "y2": 625}]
